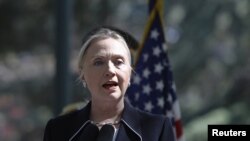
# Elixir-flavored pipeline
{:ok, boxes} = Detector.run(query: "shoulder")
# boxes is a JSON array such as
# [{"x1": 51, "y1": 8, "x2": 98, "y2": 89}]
[
  {"x1": 46, "y1": 101, "x2": 90, "y2": 127},
  {"x1": 43, "y1": 105, "x2": 90, "y2": 140},
  {"x1": 123, "y1": 101, "x2": 172, "y2": 126},
  {"x1": 44, "y1": 101, "x2": 91, "y2": 132},
  {"x1": 136, "y1": 108, "x2": 172, "y2": 127},
  {"x1": 48, "y1": 109, "x2": 80, "y2": 125},
  {"x1": 127, "y1": 107, "x2": 175, "y2": 141},
  {"x1": 44, "y1": 109, "x2": 83, "y2": 134},
  {"x1": 123, "y1": 101, "x2": 172, "y2": 130}
]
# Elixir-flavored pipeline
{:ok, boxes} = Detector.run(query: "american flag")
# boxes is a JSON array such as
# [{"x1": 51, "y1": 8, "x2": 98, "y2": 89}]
[{"x1": 126, "y1": 2, "x2": 184, "y2": 141}]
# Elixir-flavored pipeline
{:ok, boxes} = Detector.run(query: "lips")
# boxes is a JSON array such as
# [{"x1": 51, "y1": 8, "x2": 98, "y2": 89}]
[{"x1": 102, "y1": 81, "x2": 118, "y2": 89}]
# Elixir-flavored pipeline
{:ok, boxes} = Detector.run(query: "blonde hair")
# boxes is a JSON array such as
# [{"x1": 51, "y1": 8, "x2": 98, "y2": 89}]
[{"x1": 78, "y1": 28, "x2": 132, "y2": 79}]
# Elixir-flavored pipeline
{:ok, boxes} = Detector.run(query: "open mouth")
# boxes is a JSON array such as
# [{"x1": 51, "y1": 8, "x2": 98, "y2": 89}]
[{"x1": 102, "y1": 81, "x2": 118, "y2": 89}]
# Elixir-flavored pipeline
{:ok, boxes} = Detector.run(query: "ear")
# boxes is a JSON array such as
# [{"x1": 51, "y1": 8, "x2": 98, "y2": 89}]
[
  {"x1": 80, "y1": 73, "x2": 87, "y2": 88},
  {"x1": 82, "y1": 80, "x2": 87, "y2": 88},
  {"x1": 79, "y1": 69, "x2": 85, "y2": 81}
]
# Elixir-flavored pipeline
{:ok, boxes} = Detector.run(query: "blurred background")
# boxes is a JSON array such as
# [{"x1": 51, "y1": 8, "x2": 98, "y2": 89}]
[{"x1": 0, "y1": 0, "x2": 249, "y2": 141}]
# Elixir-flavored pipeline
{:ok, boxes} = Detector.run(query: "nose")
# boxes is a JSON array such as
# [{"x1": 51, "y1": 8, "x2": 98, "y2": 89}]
[{"x1": 105, "y1": 61, "x2": 115, "y2": 77}]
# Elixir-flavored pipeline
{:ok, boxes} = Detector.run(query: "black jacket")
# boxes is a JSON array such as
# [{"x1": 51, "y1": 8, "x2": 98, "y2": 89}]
[{"x1": 43, "y1": 101, "x2": 176, "y2": 141}]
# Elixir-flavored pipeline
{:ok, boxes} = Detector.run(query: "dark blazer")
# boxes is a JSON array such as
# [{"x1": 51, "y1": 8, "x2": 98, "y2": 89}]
[{"x1": 43, "y1": 101, "x2": 176, "y2": 141}]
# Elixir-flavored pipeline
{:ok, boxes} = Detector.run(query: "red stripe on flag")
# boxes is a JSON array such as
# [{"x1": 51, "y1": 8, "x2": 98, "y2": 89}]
[{"x1": 175, "y1": 120, "x2": 183, "y2": 138}]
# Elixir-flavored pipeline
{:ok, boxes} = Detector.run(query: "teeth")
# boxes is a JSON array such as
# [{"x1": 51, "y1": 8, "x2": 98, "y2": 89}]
[
  {"x1": 103, "y1": 83, "x2": 117, "y2": 88},
  {"x1": 103, "y1": 81, "x2": 118, "y2": 89},
  {"x1": 105, "y1": 82, "x2": 117, "y2": 85}
]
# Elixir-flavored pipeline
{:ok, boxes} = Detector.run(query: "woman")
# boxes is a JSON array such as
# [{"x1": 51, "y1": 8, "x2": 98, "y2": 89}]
[{"x1": 43, "y1": 27, "x2": 176, "y2": 141}]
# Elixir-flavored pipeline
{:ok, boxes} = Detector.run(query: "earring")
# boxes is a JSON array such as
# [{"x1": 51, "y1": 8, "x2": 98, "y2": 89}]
[
  {"x1": 128, "y1": 82, "x2": 131, "y2": 86},
  {"x1": 82, "y1": 80, "x2": 87, "y2": 88}
]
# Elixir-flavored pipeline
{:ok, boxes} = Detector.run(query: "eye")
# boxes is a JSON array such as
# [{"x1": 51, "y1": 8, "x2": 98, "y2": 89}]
[
  {"x1": 93, "y1": 59, "x2": 104, "y2": 66},
  {"x1": 114, "y1": 59, "x2": 124, "y2": 66}
]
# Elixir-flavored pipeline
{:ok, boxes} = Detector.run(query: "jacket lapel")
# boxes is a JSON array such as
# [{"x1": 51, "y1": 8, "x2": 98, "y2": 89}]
[
  {"x1": 68, "y1": 101, "x2": 144, "y2": 141},
  {"x1": 69, "y1": 102, "x2": 92, "y2": 141},
  {"x1": 115, "y1": 101, "x2": 142, "y2": 141}
]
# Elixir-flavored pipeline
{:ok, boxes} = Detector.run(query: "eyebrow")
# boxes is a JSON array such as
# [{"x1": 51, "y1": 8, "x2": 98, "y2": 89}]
[{"x1": 91, "y1": 54, "x2": 127, "y2": 62}]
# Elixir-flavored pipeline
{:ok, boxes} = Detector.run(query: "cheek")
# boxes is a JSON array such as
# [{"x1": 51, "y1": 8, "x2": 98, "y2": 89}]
[
  {"x1": 120, "y1": 68, "x2": 132, "y2": 84},
  {"x1": 84, "y1": 70, "x2": 100, "y2": 84}
]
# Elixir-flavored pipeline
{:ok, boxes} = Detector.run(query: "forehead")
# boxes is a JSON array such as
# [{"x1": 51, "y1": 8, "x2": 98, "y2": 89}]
[{"x1": 86, "y1": 38, "x2": 129, "y2": 58}]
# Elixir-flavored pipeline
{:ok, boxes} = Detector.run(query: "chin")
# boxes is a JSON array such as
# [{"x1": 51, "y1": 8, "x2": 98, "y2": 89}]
[{"x1": 108, "y1": 93, "x2": 123, "y2": 100}]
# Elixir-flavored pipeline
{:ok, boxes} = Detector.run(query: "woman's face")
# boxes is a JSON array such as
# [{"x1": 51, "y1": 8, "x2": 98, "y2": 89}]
[{"x1": 82, "y1": 38, "x2": 132, "y2": 102}]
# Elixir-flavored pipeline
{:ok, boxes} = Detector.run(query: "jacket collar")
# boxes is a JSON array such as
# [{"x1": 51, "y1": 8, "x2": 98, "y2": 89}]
[
  {"x1": 69, "y1": 100, "x2": 142, "y2": 141},
  {"x1": 69, "y1": 102, "x2": 91, "y2": 141},
  {"x1": 119, "y1": 100, "x2": 142, "y2": 141}
]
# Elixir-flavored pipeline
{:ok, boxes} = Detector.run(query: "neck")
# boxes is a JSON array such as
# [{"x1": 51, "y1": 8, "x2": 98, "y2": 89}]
[{"x1": 90, "y1": 99, "x2": 124, "y2": 124}]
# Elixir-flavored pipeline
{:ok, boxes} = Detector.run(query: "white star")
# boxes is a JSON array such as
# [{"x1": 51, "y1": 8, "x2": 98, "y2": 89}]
[
  {"x1": 143, "y1": 68, "x2": 151, "y2": 79},
  {"x1": 133, "y1": 75, "x2": 141, "y2": 85},
  {"x1": 168, "y1": 93, "x2": 173, "y2": 103},
  {"x1": 143, "y1": 84, "x2": 152, "y2": 95},
  {"x1": 143, "y1": 54, "x2": 149, "y2": 62},
  {"x1": 144, "y1": 101, "x2": 154, "y2": 112},
  {"x1": 156, "y1": 80, "x2": 164, "y2": 91},
  {"x1": 151, "y1": 29, "x2": 159, "y2": 40},
  {"x1": 154, "y1": 63, "x2": 164, "y2": 74},
  {"x1": 153, "y1": 46, "x2": 161, "y2": 57},
  {"x1": 157, "y1": 97, "x2": 164, "y2": 108}
]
